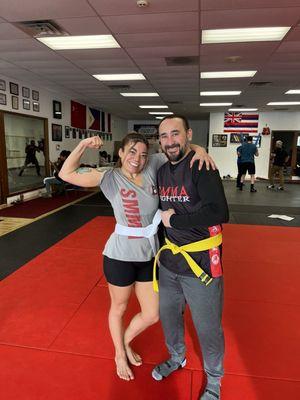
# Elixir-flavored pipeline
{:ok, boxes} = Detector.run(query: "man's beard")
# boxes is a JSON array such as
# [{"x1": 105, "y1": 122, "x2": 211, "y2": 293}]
[{"x1": 163, "y1": 144, "x2": 186, "y2": 162}]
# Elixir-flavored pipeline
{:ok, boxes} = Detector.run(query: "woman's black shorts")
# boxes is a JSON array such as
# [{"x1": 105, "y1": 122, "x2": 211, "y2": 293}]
[{"x1": 103, "y1": 256, "x2": 154, "y2": 287}]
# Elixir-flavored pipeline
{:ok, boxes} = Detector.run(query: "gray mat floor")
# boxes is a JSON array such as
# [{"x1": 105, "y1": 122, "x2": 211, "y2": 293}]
[{"x1": 223, "y1": 181, "x2": 300, "y2": 226}]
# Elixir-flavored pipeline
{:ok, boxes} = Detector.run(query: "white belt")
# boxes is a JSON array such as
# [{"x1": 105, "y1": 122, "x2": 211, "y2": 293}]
[{"x1": 114, "y1": 209, "x2": 162, "y2": 238}]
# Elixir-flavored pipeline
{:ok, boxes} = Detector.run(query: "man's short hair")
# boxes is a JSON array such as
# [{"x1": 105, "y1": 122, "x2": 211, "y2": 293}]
[
  {"x1": 246, "y1": 136, "x2": 253, "y2": 142},
  {"x1": 158, "y1": 115, "x2": 190, "y2": 131},
  {"x1": 60, "y1": 150, "x2": 71, "y2": 158}
]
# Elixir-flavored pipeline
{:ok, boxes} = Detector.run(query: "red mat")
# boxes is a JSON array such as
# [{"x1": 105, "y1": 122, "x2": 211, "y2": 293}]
[
  {"x1": 0, "y1": 191, "x2": 90, "y2": 218},
  {"x1": 0, "y1": 218, "x2": 299, "y2": 400}
]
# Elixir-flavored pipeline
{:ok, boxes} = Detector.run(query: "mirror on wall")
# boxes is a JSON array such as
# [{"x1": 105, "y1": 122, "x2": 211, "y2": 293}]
[{"x1": 3, "y1": 113, "x2": 48, "y2": 196}]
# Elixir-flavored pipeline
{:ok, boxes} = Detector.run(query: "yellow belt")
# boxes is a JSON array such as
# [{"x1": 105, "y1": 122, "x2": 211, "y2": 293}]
[{"x1": 153, "y1": 233, "x2": 222, "y2": 292}]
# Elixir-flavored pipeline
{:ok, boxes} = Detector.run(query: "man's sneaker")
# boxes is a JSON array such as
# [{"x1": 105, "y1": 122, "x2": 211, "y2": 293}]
[
  {"x1": 267, "y1": 184, "x2": 275, "y2": 189},
  {"x1": 277, "y1": 186, "x2": 284, "y2": 190},
  {"x1": 152, "y1": 358, "x2": 186, "y2": 381},
  {"x1": 200, "y1": 387, "x2": 220, "y2": 399},
  {"x1": 250, "y1": 187, "x2": 257, "y2": 193}
]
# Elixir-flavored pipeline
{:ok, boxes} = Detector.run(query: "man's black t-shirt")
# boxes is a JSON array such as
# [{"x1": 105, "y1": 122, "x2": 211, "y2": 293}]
[
  {"x1": 157, "y1": 151, "x2": 229, "y2": 277},
  {"x1": 273, "y1": 148, "x2": 288, "y2": 166}
]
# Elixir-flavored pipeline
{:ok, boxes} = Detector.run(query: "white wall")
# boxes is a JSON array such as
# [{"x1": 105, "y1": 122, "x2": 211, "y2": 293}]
[
  {"x1": 0, "y1": 73, "x2": 127, "y2": 166},
  {"x1": 208, "y1": 111, "x2": 300, "y2": 179}
]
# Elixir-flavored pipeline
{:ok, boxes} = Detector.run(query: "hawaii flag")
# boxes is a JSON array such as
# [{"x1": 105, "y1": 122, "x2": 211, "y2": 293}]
[
  {"x1": 224, "y1": 112, "x2": 259, "y2": 133},
  {"x1": 86, "y1": 107, "x2": 100, "y2": 130}
]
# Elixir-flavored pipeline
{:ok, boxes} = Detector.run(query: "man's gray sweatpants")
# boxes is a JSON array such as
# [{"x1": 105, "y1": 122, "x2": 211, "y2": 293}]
[{"x1": 159, "y1": 265, "x2": 224, "y2": 381}]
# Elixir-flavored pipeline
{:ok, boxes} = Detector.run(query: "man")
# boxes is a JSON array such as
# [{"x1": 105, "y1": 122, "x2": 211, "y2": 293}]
[
  {"x1": 43, "y1": 150, "x2": 71, "y2": 197},
  {"x1": 19, "y1": 140, "x2": 41, "y2": 177},
  {"x1": 236, "y1": 144, "x2": 242, "y2": 188},
  {"x1": 152, "y1": 115, "x2": 229, "y2": 400},
  {"x1": 267, "y1": 140, "x2": 289, "y2": 190},
  {"x1": 238, "y1": 136, "x2": 259, "y2": 192}
]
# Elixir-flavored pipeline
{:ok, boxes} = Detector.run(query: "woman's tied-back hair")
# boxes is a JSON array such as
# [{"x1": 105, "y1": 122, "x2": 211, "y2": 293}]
[{"x1": 115, "y1": 132, "x2": 149, "y2": 168}]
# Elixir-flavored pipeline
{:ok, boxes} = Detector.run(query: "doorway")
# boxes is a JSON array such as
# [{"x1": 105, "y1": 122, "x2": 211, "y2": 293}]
[{"x1": 270, "y1": 131, "x2": 300, "y2": 180}]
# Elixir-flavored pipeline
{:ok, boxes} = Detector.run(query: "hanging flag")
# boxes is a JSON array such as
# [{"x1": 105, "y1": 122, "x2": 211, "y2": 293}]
[
  {"x1": 224, "y1": 112, "x2": 259, "y2": 133},
  {"x1": 107, "y1": 113, "x2": 111, "y2": 133},
  {"x1": 86, "y1": 107, "x2": 100, "y2": 130},
  {"x1": 101, "y1": 111, "x2": 106, "y2": 132},
  {"x1": 71, "y1": 100, "x2": 86, "y2": 129}
]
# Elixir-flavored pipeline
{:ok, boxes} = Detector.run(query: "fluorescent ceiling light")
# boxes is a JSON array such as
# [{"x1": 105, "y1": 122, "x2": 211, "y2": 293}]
[
  {"x1": 200, "y1": 103, "x2": 232, "y2": 106},
  {"x1": 37, "y1": 35, "x2": 120, "y2": 50},
  {"x1": 120, "y1": 92, "x2": 159, "y2": 97},
  {"x1": 94, "y1": 74, "x2": 145, "y2": 81},
  {"x1": 229, "y1": 108, "x2": 258, "y2": 111},
  {"x1": 202, "y1": 27, "x2": 290, "y2": 44},
  {"x1": 155, "y1": 117, "x2": 164, "y2": 119},
  {"x1": 285, "y1": 90, "x2": 300, "y2": 94},
  {"x1": 201, "y1": 71, "x2": 256, "y2": 79},
  {"x1": 139, "y1": 105, "x2": 168, "y2": 109},
  {"x1": 149, "y1": 112, "x2": 174, "y2": 115},
  {"x1": 200, "y1": 91, "x2": 241, "y2": 96},
  {"x1": 267, "y1": 101, "x2": 300, "y2": 105}
]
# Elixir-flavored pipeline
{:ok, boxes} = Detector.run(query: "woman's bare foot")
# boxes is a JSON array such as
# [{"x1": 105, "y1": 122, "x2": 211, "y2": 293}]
[
  {"x1": 125, "y1": 345, "x2": 142, "y2": 366},
  {"x1": 115, "y1": 356, "x2": 134, "y2": 381}
]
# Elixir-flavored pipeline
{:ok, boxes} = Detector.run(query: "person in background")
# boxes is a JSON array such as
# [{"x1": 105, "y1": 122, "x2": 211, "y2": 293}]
[
  {"x1": 151, "y1": 115, "x2": 229, "y2": 400},
  {"x1": 236, "y1": 144, "x2": 242, "y2": 188},
  {"x1": 267, "y1": 140, "x2": 289, "y2": 191},
  {"x1": 43, "y1": 150, "x2": 71, "y2": 197},
  {"x1": 19, "y1": 140, "x2": 41, "y2": 177},
  {"x1": 59, "y1": 133, "x2": 216, "y2": 383},
  {"x1": 238, "y1": 136, "x2": 259, "y2": 192}
]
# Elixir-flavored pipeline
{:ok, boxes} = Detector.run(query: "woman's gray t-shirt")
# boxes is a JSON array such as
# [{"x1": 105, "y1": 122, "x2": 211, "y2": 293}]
[{"x1": 100, "y1": 153, "x2": 166, "y2": 262}]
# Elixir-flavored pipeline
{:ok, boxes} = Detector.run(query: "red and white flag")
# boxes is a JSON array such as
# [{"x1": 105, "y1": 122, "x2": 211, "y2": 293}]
[{"x1": 224, "y1": 112, "x2": 259, "y2": 133}]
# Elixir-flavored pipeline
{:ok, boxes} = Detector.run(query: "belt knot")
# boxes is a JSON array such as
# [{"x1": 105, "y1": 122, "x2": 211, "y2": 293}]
[{"x1": 169, "y1": 243, "x2": 181, "y2": 255}]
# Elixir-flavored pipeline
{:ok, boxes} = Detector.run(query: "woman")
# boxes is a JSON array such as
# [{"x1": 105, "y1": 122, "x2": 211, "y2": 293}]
[{"x1": 59, "y1": 132, "x2": 214, "y2": 381}]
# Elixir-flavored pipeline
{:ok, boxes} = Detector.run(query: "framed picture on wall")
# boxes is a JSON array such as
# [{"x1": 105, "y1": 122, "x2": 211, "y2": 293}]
[
  {"x1": 65, "y1": 126, "x2": 70, "y2": 138},
  {"x1": 72, "y1": 128, "x2": 77, "y2": 139},
  {"x1": 0, "y1": 93, "x2": 7, "y2": 105},
  {"x1": 11, "y1": 95, "x2": 19, "y2": 110},
  {"x1": 32, "y1": 101, "x2": 39, "y2": 112},
  {"x1": 52, "y1": 123, "x2": 62, "y2": 141},
  {"x1": 53, "y1": 100, "x2": 62, "y2": 119},
  {"x1": 230, "y1": 133, "x2": 249, "y2": 143},
  {"x1": 23, "y1": 99, "x2": 30, "y2": 110},
  {"x1": 22, "y1": 87, "x2": 30, "y2": 98},
  {"x1": 32, "y1": 90, "x2": 39, "y2": 101},
  {"x1": 0, "y1": 79, "x2": 6, "y2": 91},
  {"x1": 212, "y1": 134, "x2": 228, "y2": 147},
  {"x1": 10, "y1": 82, "x2": 19, "y2": 95}
]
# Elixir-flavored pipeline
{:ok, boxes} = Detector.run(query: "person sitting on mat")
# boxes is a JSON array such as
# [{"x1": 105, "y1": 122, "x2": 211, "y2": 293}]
[
  {"x1": 43, "y1": 150, "x2": 71, "y2": 197},
  {"x1": 59, "y1": 132, "x2": 216, "y2": 382}
]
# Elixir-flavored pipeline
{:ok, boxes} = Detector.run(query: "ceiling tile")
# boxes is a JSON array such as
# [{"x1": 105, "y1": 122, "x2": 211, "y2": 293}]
[
  {"x1": 55, "y1": 17, "x2": 109, "y2": 35},
  {"x1": 89, "y1": 0, "x2": 198, "y2": 15},
  {"x1": 103, "y1": 12, "x2": 199, "y2": 34},
  {"x1": 0, "y1": 0, "x2": 96, "y2": 21},
  {"x1": 201, "y1": 8, "x2": 300, "y2": 29}
]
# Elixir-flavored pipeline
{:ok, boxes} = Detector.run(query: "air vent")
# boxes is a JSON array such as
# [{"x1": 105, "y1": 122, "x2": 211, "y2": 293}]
[
  {"x1": 14, "y1": 20, "x2": 67, "y2": 37},
  {"x1": 249, "y1": 81, "x2": 272, "y2": 87},
  {"x1": 273, "y1": 108, "x2": 289, "y2": 111},
  {"x1": 165, "y1": 56, "x2": 198, "y2": 66},
  {"x1": 167, "y1": 101, "x2": 183, "y2": 104},
  {"x1": 108, "y1": 85, "x2": 131, "y2": 90}
]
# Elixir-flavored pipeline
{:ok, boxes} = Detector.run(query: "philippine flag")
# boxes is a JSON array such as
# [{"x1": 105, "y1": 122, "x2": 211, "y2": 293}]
[{"x1": 86, "y1": 107, "x2": 100, "y2": 130}]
